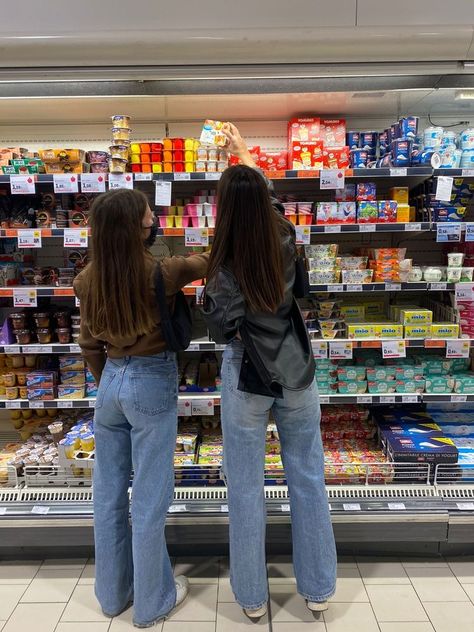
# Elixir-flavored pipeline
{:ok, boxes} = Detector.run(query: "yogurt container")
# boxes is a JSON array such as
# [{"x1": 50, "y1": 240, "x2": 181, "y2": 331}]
[
  {"x1": 350, "y1": 149, "x2": 369, "y2": 168},
  {"x1": 441, "y1": 131, "x2": 457, "y2": 148},
  {"x1": 391, "y1": 139, "x2": 413, "y2": 166},
  {"x1": 447, "y1": 252, "x2": 464, "y2": 267},
  {"x1": 111, "y1": 115, "x2": 131, "y2": 129},
  {"x1": 399, "y1": 116, "x2": 419, "y2": 139},
  {"x1": 423, "y1": 126, "x2": 443, "y2": 148},
  {"x1": 460, "y1": 128, "x2": 474, "y2": 150},
  {"x1": 359, "y1": 131, "x2": 378, "y2": 152},
  {"x1": 439, "y1": 148, "x2": 462, "y2": 169},
  {"x1": 461, "y1": 149, "x2": 474, "y2": 168},
  {"x1": 346, "y1": 131, "x2": 360, "y2": 149},
  {"x1": 410, "y1": 149, "x2": 441, "y2": 168}
]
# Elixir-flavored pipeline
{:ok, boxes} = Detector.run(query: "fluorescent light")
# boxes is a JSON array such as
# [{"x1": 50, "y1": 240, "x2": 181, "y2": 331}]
[{"x1": 455, "y1": 90, "x2": 474, "y2": 100}]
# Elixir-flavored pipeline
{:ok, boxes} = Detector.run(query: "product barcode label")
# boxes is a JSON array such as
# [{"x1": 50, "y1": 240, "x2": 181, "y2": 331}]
[
  {"x1": 390, "y1": 168, "x2": 407, "y2": 177},
  {"x1": 457, "y1": 503, "x2": 474, "y2": 511},
  {"x1": 5, "y1": 401, "x2": 22, "y2": 409},
  {"x1": 4, "y1": 345, "x2": 20, "y2": 354},
  {"x1": 29, "y1": 401, "x2": 45, "y2": 409},
  {"x1": 402, "y1": 395, "x2": 419, "y2": 404},
  {"x1": 327, "y1": 284, "x2": 343, "y2": 293},
  {"x1": 359, "y1": 224, "x2": 376, "y2": 232},
  {"x1": 357, "y1": 396, "x2": 372, "y2": 404},
  {"x1": 281, "y1": 504, "x2": 291, "y2": 512},
  {"x1": 385, "y1": 283, "x2": 401, "y2": 291},
  {"x1": 134, "y1": 173, "x2": 153, "y2": 181},
  {"x1": 174, "y1": 172, "x2": 191, "y2": 180},
  {"x1": 31, "y1": 506, "x2": 49, "y2": 515},
  {"x1": 346, "y1": 284, "x2": 363, "y2": 293},
  {"x1": 451, "y1": 395, "x2": 468, "y2": 403},
  {"x1": 388, "y1": 503, "x2": 406, "y2": 511},
  {"x1": 60, "y1": 401, "x2": 74, "y2": 408},
  {"x1": 343, "y1": 503, "x2": 361, "y2": 511},
  {"x1": 205, "y1": 172, "x2": 221, "y2": 180},
  {"x1": 221, "y1": 505, "x2": 229, "y2": 513},
  {"x1": 324, "y1": 225, "x2": 341, "y2": 233},
  {"x1": 168, "y1": 504, "x2": 187, "y2": 513},
  {"x1": 430, "y1": 283, "x2": 447, "y2": 291},
  {"x1": 380, "y1": 396, "x2": 396, "y2": 403},
  {"x1": 405, "y1": 223, "x2": 422, "y2": 232}
]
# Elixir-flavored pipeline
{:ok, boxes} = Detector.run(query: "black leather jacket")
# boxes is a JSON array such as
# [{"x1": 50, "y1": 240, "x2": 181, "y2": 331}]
[{"x1": 202, "y1": 218, "x2": 315, "y2": 397}]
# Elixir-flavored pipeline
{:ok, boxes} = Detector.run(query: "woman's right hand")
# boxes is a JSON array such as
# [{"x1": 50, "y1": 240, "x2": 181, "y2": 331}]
[{"x1": 222, "y1": 123, "x2": 257, "y2": 168}]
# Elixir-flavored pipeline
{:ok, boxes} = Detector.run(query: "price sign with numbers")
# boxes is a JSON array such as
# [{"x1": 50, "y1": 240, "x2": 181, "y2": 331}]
[
  {"x1": 462, "y1": 169, "x2": 474, "y2": 177},
  {"x1": 17, "y1": 229, "x2": 41, "y2": 249},
  {"x1": 295, "y1": 225, "x2": 311, "y2": 244},
  {"x1": 455, "y1": 283, "x2": 474, "y2": 302},
  {"x1": 185, "y1": 228, "x2": 209, "y2": 247},
  {"x1": 30, "y1": 401, "x2": 44, "y2": 409},
  {"x1": 109, "y1": 173, "x2": 134, "y2": 190},
  {"x1": 402, "y1": 395, "x2": 419, "y2": 404},
  {"x1": 329, "y1": 341, "x2": 353, "y2": 360},
  {"x1": 405, "y1": 223, "x2": 422, "y2": 232},
  {"x1": 382, "y1": 340, "x2": 406, "y2": 359},
  {"x1": 390, "y1": 168, "x2": 408, "y2": 177},
  {"x1": 446, "y1": 340, "x2": 470, "y2": 358},
  {"x1": 343, "y1": 503, "x2": 361, "y2": 512},
  {"x1": 155, "y1": 181, "x2": 172, "y2": 206},
  {"x1": 53, "y1": 174, "x2": 79, "y2": 194},
  {"x1": 80, "y1": 173, "x2": 106, "y2": 193},
  {"x1": 312, "y1": 341, "x2": 328, "y2": 359},
  {"x1": 320, "y1": 169, "x2": 345, "y2": 190},
  {"x1": 134, "y1": 173, "x2": 153, "y2": 181},
  {"x1": 13, "y1": 288, "x2": 37, "y2": 308},
  {"x1": 191, "y1": 399, "x2": 214, "y2": 416},
  {"x1": 324, "y1": 225, "x2": 341, "y2": 233},
  {"x1": 168, "y1": 504, "x2": 187, "y2": 513},
  {"x1": 359, "y1": 224, "x2": 376, "y2": 232},
  {"x1": 205, "y1": 172, "x2": 221, "y2": 180},
  {"x1": 174, "y1": 172, "x2": 191, "y2": 181},
  {"x1": 64, "y1": 228, "x2": 88, "y2": 248},
  {"x1": 437, "y1": 223, "x2": 462, "y2": 243},
  {"x1": 10, "y1": 175, "x2": 36, "y2": 194},
  {"x1": 178, "y1": 399, "x2": 192, "y2": 417},
  {"x1": 465, "y1": 223, "x2": 474, "y2": 242}
]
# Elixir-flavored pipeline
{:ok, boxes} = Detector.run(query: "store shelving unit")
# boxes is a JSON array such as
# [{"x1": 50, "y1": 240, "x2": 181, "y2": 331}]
[{"x1": 1, "y1": 167, "x2": 473, "y2": 550}]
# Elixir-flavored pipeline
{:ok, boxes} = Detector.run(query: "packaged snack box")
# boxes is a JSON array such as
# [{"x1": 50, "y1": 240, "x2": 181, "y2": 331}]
[
  {"x1": 320, "y1": 119, "x2": 346, "y2": 148},
  {"x1": 400, "y1": 309, "x2": 433, "y2": 325},
  {"x1": 337, "y1": 202, "x2": 357, "y2": 224},
  {"x1": 288, "y1": 118, "x2": 321, "y2": 144},
  {"x1": 335, "y1": 184, "x2": 356, "y2": 202},
  {"x1": 317, "y1": 202, "x2": 339, "y2": 224},
  {"x1": 404, "y1": 324, "x2": 432, "y2": 338},
  {"x1": 389, "y1": 187, "x2": 409, "y2": 204},
  {"x1": 259, "y1": 150, "x2": 288, "y2": 171},
  {"x1": 200, "y1": 120, "x2": 227, "y2": 147},
  {"x1": 357, "y1": 201, "x2": 378, "y2": 223},
  {"x1": 323, "y1": 146, "x2": 350, "y2": 169},
  {"x1": 378, "y1": 200, "x2": 398, "y2": 223},
  {"x1": 356, "y1": 182, "x2": 377, "y2": 201},
  {"x1": 430, "y1": 323, "x2": 459, "y2": 338},
  {"x1": 289, "y1": 141, "x2": 324, "y2": 170},
  {"x1": 396, "y1": 204, "x2": 413, "y2": 223},
  {"x1": 384, "y1": 434, "x2": 458, "y2": 465}
]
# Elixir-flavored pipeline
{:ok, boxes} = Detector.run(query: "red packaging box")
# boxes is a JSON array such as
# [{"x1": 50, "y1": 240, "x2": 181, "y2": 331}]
[
  {"x1": 229, "y1": 146, "x2": 260, "y2": 166},
  {"x1": 320, "y1": 119, "x2": 346, "y2": 148},
  {"x1": 323, "y1": 146, "x2": 350, "y2": 169},
  {"x1": 289, "y1": 141, "x2": 324, "y2": 170},
  {"x1": 259, "y1": 150, "x2": 288, "y2": 171},
  {"x1": 288, "y1": 118, "x2": 321, "y2": 144}
]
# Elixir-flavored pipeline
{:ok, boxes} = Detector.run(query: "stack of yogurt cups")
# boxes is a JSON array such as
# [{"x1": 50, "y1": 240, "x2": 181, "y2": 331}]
[{"x1": 109, "y1": 115, "x2": 131, "y2": 173}]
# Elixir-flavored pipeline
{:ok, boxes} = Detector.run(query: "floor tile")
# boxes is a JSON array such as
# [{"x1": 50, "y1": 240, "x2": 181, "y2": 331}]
[
  {"x1": 331, "y1": 568, "x2": 369, "y2": 603},
  {"x1": 167, "y1": 583, "x2": 218, "y2": 621},
  {"x1": 163, "y1": 623, "x2": 217, "y2": 632},
  {"x1": 461, "y1": 583, "x2": 474, "y2": 602},
  {"x1": 324, "y1": 602, "x2": 379, "y2": 632},
  {"x1": 109, "y1": 608, "x2": 148, "y2": 632},
  {"x1": 173, "y1": 557, "x2": 219, "y2": 584},
  {"x1": 358, "y1": 561, "x2": 410, "y2": 585},
  {"x1": 379, "y1": 625, "x2": 435, "y2": 632},
  {"x1": 447, "y1": 558, "x2": 474, "y2": 584},
  {"x1": 0, "y1": 561, "x2": 41, "y2": 584},
  {"x1": 218, "y1": 557, "x2": 230, "y2": 579},
  {"x1": 218, "y1": 577, "x2": 235, "y2": 603},
  {"x1": 270, "y1": 585, "x2": 319, "y2": 623},
  {"x1": 267, "y1": 556, "x2": 296, "y2": 583},
  {"x1": 337, "y1": 556, "x2": 358, "y2": 568},
  {"x1": 423, "y1": 601, "x2": 474, "y2": 632},
  {"x1": 61, "y1": 584, "x2": 110, "y2": 622},
  {"x1": 216, "y1": 602, "x2": 270, "y2": 631},
  {"x1": 365, "y1": 584, "x2": 428, "y2": 622},
  {"x1": 272, "y1": 624, "x2": 326, "y2": 632},
  {"x1": 401, "y1": 558, "x2": 449, "y2": 568},
  {"x1": 78, "y1": 560, "x2": 96, "y2": 585},
  {"x1": 0, "y1": 586, "x2": 29, "y2": 620},
  {"x1": 0, "y1": 622, "x2": 5, "y2": 632},
  {"x1": 2, "y1": 603, "x2": 65, "y2": 632},
  {"x1": 56, "y1": 625, "x2": 110, "y2": 632},
  {"x1": 20, "y1": 569, "x2": 80, "y2": 603},
  {"x1": 41, "y1": 559, "x2": 87, "y2": 570},
  {"x1": 405, "y1": 567, "x2": 470, "y2": 602}
]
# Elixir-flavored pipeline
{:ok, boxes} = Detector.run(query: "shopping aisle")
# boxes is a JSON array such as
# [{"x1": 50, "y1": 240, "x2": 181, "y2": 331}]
[{"x1": 0, "y1": 556, "x2": 473, "y2": 632}]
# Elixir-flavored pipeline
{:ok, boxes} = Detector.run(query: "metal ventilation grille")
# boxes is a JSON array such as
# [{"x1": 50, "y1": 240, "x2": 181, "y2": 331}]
[
  {"x1": 265, "y1": 487, "x2": 290, "y2": 500},
  {"x1": 0, "y1": 490, "x2": 20, "y2": 503},
  {"x1": 438, "y1": 487, "x2": 474, "y2": 499},
  {"x1": 174, "y1": 488, "x2": 227, "y2": 501},
  {"x1": 327, "y1": 486, "x2": 439, "y2": 499},
  {"x1": 20, "y1": 489, "x2": 93, "y2": 503}
]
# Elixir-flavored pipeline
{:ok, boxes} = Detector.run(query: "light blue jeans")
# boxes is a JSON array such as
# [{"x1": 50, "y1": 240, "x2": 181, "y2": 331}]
[
  {"x1": 221, "y1": 342, "x2": 337, "y2": 609},
  {"x1": 93, "y1": 353, "x2": 178, "y2": 627}
]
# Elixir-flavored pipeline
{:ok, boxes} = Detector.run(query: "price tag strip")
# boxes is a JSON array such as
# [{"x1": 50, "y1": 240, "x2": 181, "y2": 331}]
[
  {"x1": 359, "y1": 224, "x2": 376, "y2": 232},
  {"x1": 168, "y1": 504, "x2": 187, "y2": 513},
  {"x1": 295, "y1": 225, "x2": 311, "y2": 244},
  {"x1": 64, "y1": 228, "x2": 88, "y2": 248},
  {"x1": 53, "y1": 174, "x2": 79, "y2": 194},
  {"x1": 312, "y1": 341, "x2": 328, "y2": 359},
  {"x1": 382, "y1": 340, "x2": 406, "y2": 359},
  {"x1": 31, "y1": 506, "x2": 50, "y2": 515},
  {"x1": 13, "y1": 288, "x2": 37, "y2": 308},
  {"x1": 109, "y1": 174, "x2": 134, "y2": 190},
  {"x1": 134, "y1": 173, "x2": 153, "y2": 181},
  {"x1": 446, "y1": 340, "x2": 470, "y2": 359},
  {"x1": 343, "y1": 503, "x2": 361, "y2": 512},
  {"x1": 329, "y1": 342, "x2": 353, "y2": 360},
  {"x1": 465, "y1": 223, "x2": 474, "y2": 243},
  {"x1": 437, "y1": 223, "x2": 462, "y2": 243},
  {"x1": 17, "y1": 229, "x2": 42, "y2": 249},
  {"x1": 388, "y1": 503, "x2": 406, "y2": 511},
  {"x1": 10, "y1": 175, "x2": 36, "y2": 194},
  {"x1": 185, "y1": 228, "x2": 209, "y2": 247},
  {"x1": 191, "y1": 399, "x2": 214, "y2": 416},
  {"x1": 80, "y1": 173, "x2": 106, "y2": 193},
  {"x1": 320, "y1": 169, "x2": 345, "y2": 190}
]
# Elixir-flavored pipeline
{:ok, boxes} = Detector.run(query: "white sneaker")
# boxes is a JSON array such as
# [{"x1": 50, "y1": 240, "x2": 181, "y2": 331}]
[
  {"x1": 175, "y1": 575, "x2": 189, "y2": 608},
  {"x1": 244, "y1": 604, "x2": 267, "y2": 619},
  {"x1": 307, "y1": 600, "x2": 328, "y2": 612}
]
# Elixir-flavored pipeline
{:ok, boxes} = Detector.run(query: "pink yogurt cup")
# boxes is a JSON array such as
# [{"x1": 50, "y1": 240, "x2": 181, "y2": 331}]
[
  {"x1": 191, "y1": 216, "x2": 206, "y2": 228},
  {"x1": 185, "y1": 204, "x2": 202, "y2": 217}
]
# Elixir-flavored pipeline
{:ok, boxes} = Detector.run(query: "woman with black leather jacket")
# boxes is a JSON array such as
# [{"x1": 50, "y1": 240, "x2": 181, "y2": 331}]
[{"x1": 203, "y1": 124, "x2": 336, "y2": 620}]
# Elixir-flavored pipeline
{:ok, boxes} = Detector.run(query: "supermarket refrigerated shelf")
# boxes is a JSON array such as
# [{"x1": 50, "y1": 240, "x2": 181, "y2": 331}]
[{"x1": 309, "y1": 282, "x2": 455, "y2": 293}]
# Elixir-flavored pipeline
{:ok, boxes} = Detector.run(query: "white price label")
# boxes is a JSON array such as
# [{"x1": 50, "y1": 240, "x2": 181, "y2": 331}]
[
  {"x1": 385, "y1": 283, "x2": 402, "y2": 291},
  {"x1": 70, "y1": 344, "x2": 81, "y2": 353},
  {"x1": 134, "y1": 173, "x2": 153, "y2": 181},
  {"x1": 80, "y1": 173, "x2": 106, "y2": 193},
  {"x1": 461, "y1": 169, "x2": 474, "y2": 177},
  {"x1": 281, "y1": 504, "x2": 291, "y2": 512},
  {"x1": 319, "y1": 396, "x2": 330, "y2": 404},
  {"x1": 435, "y1": 175, "x2": 453, "y2": 202},
  {"x1": 88, "y1": 400, "x2": 95, "y2": 408},
  {"x1": 390, "y1": 168, "x2": 408, "y2": 177},
  {"x1": 195, "y1": 286, "x2": 205, "y2": 304},
  {"x1": 430, "y1": 283, "x2": 447, "y2": 291},
  {"x1": 295, "y1": 225, "x2": 311, "y2": 244},
  {"x1": 382, "y1": 340, "x2": 406, "y2": 359},
  {"x1": 37, "y1": 346, "x2": 53, "y2": 354},
  {"x1": 324, "y1": 225, "x2": 341, "y2": 233},
  {"x1": 457, "y1": 502, "x2": 474, "y2": 511},
  {"x1": 359, "y1": 224, "x2": 376, "y2": 232},
  {"x1": 5, "y1": 401, "x2": 22, "y2": 409},
  {"x1": 23, "y1": 345, "x2": 40, "y2": 353},
  {"x1": 108, "y1": 173, "x2": 134, "y2": 190},
  {"x1": 312, "y1": 341, "x2": 328, "y2": 359},
  {"x1": 64, "y1": 228, "x2": 88, "y2": 248},
  {"x1": 221, "y1": 504, "x2": 229, "y2": 512},
  {"x1": 320, "y1": 169, "x2": 345, "y2": 190},
  {"x1": 17, "y1": 229, "x2": 42, "y2": 249},
  {"x1": 327, "y1": 284, "x2": 343, "y2": 293},
  {"x1": 0, "y1": 507, "x2": 7, "y2": 515},
  {"x1": 4, "y1": 345, "x2": 20, "y2": 354},
  {"x1": 185, "y1": 228, "x2": 209, "y2": 247},
  {"x1": 168, "y1": 504, "x2": 187, "y2": 513},
  {"x1": 187, "y1": 343, "x2": 200, "y2": 351},
  {"x1": 191, "y1": 399, "x2": 214, "y2": 416},
  {"x1": 465, "y1": 223, "x2": 474, "y2": 242},
  {"x1": 402, "y1": 395, "x2": 419, "y2": 404},
  {"x1": 13, "y1": 288, "x2": 37, "y2": 308},
  {"x1": 446, "y1": 340, "x2": 470, "y2": 358},
  {"x1": 451, "y1": 395, "x2": 468, "y2": 403},
  {"x1": 455, "y1": 283, "x2": 474, "y2": 302},
  {"x1": 155, "y1": 181, "x2": 172, "y2": 206},
  {"x1": 31, "y1": 506, "x2": 49, "y2": 515},
  {"x1": 10, "y1": 174, "x2": 36, "y2": 194},
  {"x1": 178, "y1": 399, "x2": 192, "y2": 416},
  {"x1": 436, "y1": 223, "x2": 462, "y2": 243},
  {"x1": 205, "y1": 172, "x2": 221, "y2": 180},
  {"x1": 75, "y1": 296, "x2": 80, "y2": 307},
  {"x1": 343, "y1": 503, "x2": 361, "y2": 512},
  {"x1": 174, "y1": 172, "x2": 191, "y2": 180},
  {"x1": 405, "y1": 223, "x2": 422, "y2": 232},
  {"x1": 380, "y1": 396, "x2": 396, "y2": 403},
  {"x1": 60, "y1": 401, "x2": 74, "y2": 408},
  {"x1": 53, "y1": 174, "x2": 79, "y2": 194},
  {"x1": 357, "y1": 396, "x2": 372, "y2": 404},
  {"x1": 329, "y1": 341, "x2": 353, "y2": 360},
  {"x1": 388, "y1": 503, "x2": 406, "y2": 511},
  {"x1": 346, "y1": 284, "x2": 363, "y2": 293},
  {"x1": 29, "y1": 401, "x2": 44, "y2": 409}
]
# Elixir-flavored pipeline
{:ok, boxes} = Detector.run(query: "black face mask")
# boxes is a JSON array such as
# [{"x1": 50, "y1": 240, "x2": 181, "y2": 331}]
[{"x1": 144, "y1": 224, "x2": 158, "y2": 248}]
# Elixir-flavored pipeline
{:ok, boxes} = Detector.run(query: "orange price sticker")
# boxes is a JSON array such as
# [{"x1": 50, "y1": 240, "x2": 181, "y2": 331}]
[
  {"x1": 265, "y1": 170, "x2": 286, "y2": 179},
  {"x1": 54, "y1": 288, "x2": 74, "y2": 296},
  {"x1": 360, "y1": 341, "x2": 381, "y2": 348},
  {"x1": 424, "y1": 339, "x2": 445, "y2": 348},
  {"x1": 297, "y1": 170, "x2": 320, "y2": 178}
]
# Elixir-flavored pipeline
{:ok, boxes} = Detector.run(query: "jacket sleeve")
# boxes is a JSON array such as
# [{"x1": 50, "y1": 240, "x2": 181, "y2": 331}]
[
  {"x1": 73, "y1": 275, "x2": 107, "y2": 384},
  {"x1": 160, "y1": 252, "x2": 209, "y2": 296},
  {"x1": 202, "y1": 269, "x2": 246, "y2": 344}
]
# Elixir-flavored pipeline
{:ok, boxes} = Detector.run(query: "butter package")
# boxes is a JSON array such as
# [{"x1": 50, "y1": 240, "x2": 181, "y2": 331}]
[
  {"x1": 430, "y1": 323, "x2": 460, "y2": 338},
  {"x1": 404, "y1": 324, "x2": 432, "y2": 339},
  {"x1": 59, "y1": 355, "x2": 85, "y2": 372},
  {"x1": 340, "y1": 305, "x2": 365, "y2": 321},
  {"x1": 200, "y1": 120, "x2": 227, "y2": 147},
  {"x1": 347, "y1": 324, "x2": 377, "y2": 339},
  {"x1": 399, "y1": 309, "x2": 433, "y2": 325},
  {"x1": 374, "y1": 324, "x2": 404, "y2": 338}
]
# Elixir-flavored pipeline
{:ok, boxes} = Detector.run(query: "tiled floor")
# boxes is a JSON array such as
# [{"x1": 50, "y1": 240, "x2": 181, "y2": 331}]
[{"x1": 0, "y1": 556, "x2": 473, "y2": 631}]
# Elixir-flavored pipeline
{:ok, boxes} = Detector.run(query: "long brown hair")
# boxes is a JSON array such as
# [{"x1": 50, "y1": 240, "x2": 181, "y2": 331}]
[
  {"x1": 82, "y1": 188, "x2": 155, "y2": 338},
  {"x1": 207, "y1": 165, "x2": 285, "y2": 313}
]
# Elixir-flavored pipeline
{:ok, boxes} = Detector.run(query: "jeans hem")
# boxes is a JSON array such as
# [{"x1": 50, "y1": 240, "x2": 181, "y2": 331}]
[
  {"x1": 297, "y1": 586, "x2": 336, "y2": 602},
  {"x1": 132, "y1": 597, "x2": 176, "y2": 628},
  {"x1": 235, "y1": 597, "x2": 268, "y2": 610}
]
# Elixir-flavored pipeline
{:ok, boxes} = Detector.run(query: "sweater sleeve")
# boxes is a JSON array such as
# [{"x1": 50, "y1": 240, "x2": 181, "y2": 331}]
[{"x1": 160, "y1": 252, "x2": 209, "y2": 296}]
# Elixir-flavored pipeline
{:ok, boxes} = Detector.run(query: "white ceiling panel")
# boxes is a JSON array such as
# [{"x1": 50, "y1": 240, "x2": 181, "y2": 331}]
[{"x1": 358, "y1": 0, "x2": 474, "y2": 26}]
